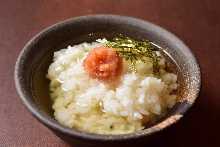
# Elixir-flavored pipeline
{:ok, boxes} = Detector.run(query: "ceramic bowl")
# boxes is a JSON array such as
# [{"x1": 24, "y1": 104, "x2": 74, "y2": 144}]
[{"x1": 14, "y1": 15, "x2": 201, "y2": 146}]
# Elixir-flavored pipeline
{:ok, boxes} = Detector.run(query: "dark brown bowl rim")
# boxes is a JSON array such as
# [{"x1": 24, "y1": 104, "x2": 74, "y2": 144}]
[{"x1": 14, "y1": 14, "x2": 201, "y2": 141}]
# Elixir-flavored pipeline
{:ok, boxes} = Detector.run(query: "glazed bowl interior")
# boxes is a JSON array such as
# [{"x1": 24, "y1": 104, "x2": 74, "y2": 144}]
[{"x1": 15, "y1": 15, "x2": 200, "y2": 141}]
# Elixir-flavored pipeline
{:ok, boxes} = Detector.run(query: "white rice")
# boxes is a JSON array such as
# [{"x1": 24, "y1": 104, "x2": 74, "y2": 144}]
[{"x1": 47, "y1": 39, "x2": 178, "y2": 134}]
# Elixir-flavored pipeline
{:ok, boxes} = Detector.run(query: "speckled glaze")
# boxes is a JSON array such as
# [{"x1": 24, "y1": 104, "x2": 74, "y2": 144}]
[{"x1": 14, "y1": 15, "x2": 201, "y2": 146}]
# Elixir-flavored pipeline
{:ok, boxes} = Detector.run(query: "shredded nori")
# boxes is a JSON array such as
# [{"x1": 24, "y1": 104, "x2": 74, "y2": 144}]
[{"x1": 105, "y1": 35, "x2": 159, "y2": 73}]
